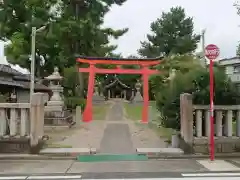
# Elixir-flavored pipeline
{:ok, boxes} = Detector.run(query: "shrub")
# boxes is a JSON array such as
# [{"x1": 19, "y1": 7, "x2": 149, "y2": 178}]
[
  {"x1": 156, "y1": 66, "x2": 240, "y2": 130},
  {"x1": 65, "y1": 96, "x2": 86, "y2": 112}
]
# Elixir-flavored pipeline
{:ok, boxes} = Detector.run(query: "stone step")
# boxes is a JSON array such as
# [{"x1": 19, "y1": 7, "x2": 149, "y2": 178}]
[
  {"x1": 136, "y1": 148, "x2": 184, "y2": 156},
  {"x1": 39, "y1": 148, "x2": 97, "y2": 156}
]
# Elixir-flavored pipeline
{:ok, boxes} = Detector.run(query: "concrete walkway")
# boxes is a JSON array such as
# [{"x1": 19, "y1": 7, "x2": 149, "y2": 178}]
[
  {"x1": 43, "y1": 99, "x2": 168, "y2": 154},
  {"x1": 99, "y1": 99, "x2": 135, "y2": 154}
]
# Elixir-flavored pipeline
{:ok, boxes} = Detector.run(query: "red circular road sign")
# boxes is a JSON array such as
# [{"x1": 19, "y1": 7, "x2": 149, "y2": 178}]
[{"x1": 205, "y1": 44, "x2": 220, "y2": 60}]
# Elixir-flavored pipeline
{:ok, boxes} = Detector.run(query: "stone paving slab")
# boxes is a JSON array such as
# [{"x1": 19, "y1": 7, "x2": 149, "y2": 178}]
[
  {"x1": 53, "y1": 121, "x2": 106, "y2": 149},
  {"x1": 136, "y1": 148, "x2": 184, "y2": 155},
  {"x1": 197, "y1": 160, "x2": 240, "y2": 171},
  {"x1": 99, "y1": 123, "x2": 135, "y2": 154}
]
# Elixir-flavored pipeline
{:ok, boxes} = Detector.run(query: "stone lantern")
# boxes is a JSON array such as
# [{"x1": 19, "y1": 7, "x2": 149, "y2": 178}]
[
  {"x1": 131, "y1": 80, "x2": 143, "y2": 104},
  {"x1": 44, "y1": 67, "x2": 64, "y2": 108},
  {"x1": 44, "y1": 67, "x2": 74, "y2": 126}
]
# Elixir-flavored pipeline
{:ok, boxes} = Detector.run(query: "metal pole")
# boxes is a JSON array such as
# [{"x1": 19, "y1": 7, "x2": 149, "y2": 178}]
[
  {"x1": 209, "y1": 58, "x2": 215, "y2": 161},
  {"x1": 202, "y1": 29, "x2": 206, "y2": 66},
  {"x1": 30, "y1": 27, "x2": 36, "y2": 104}
]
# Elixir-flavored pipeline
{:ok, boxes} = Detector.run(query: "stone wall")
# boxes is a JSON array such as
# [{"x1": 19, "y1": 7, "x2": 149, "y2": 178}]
[
  {"x1": 0, "y1": 93, "x2": 45, "y2": 153},
  {"x1": 180, "y1": 93, "x2": 240, "y2": 154}
]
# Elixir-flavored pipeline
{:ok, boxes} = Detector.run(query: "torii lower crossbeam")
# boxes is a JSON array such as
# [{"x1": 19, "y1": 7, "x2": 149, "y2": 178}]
[{"x1": 77, "y1": 57, "x2": 161, "y2": 123}]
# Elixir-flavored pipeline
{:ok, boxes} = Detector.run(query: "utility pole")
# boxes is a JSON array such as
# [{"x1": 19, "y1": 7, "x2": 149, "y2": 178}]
[
  {"x1": 30, "y1": 27, "x2": 36, "y2": 105},
  {"x1": 74, "y1": 0, "x2": 84, "y2": 97},
  {"x1": 201, "y1": 29, "x2": 206, "y2": 66},
  {"x1": 30, "y1": 25, "x2": 46, "y2": 104}
]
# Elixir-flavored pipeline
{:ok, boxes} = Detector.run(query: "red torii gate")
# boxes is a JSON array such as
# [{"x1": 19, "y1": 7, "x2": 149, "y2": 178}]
[{"x1": 76, "y1": 56, "x2": 161, "y2": 123}]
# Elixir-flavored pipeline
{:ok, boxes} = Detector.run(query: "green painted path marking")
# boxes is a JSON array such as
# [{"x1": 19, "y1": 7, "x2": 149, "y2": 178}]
[{"x1": 77, "y1": 154, "x2": 148, "y2": 162}]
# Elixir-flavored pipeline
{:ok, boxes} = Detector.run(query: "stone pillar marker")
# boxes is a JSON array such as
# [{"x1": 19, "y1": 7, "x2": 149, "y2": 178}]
[
  {"x1": 237, "y1": 110, "x2": 240, "y2": 136},
  {"x1": 30, "y1": 93, "x2": 45, "y2": 149},
  {"x1": 75, "y1": 106, "x2": 82, "y2": 125},
  {"x1": 180, "y1": 93, "x2": 193, "y2": 144}
]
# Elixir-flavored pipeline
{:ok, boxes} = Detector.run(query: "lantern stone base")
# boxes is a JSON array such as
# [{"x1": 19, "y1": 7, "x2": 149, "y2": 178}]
[{"x1": 44, "y1": 106, "x2": 73, "y2": 126}]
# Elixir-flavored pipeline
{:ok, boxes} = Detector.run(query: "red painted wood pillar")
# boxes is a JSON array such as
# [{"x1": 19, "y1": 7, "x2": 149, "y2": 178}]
[
  {"x1": 82, "y1": 63, "x2": 95, "y2": 122},
  {"x1": 142, "y1": 66, "x2": 149, "y2": 123}
]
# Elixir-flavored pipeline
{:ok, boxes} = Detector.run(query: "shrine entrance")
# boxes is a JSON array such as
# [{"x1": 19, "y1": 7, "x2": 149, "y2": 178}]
[
  {"x1": 76, "y1": 56, "x2": 161, "y2": 123},
  {"x1": 104, "y1": 76, "x2": 131, "y2": 100}
]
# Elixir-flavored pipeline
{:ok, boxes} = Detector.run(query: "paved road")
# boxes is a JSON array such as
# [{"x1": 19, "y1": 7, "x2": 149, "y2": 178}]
[
  {"x1": 1, "y1": 172, "x2": 240, "y2": 179},
  {"x1": 99, "y1": 100, "x2": 135, "y2": 154},
  {"x1": 0, "y1": 159, "x2": 240, "y2": 179}
]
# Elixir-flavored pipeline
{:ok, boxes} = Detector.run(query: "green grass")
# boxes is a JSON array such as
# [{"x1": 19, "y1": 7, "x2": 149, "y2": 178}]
[
  {"x1": 124, "y1": 101, "x2": 176, "y2": 142},
  {"x1": 124, "y1": 101, "x2": 157, "y2": 121},
  {"x1": 149, "y1": 122, "x2": 176, "y2": 142},
  {"x1": 92, "y1": 104, "x2": 110, "y2": 120},
  {"x1": 124, "y1": 103, "x2": 143, "y2": 120}
]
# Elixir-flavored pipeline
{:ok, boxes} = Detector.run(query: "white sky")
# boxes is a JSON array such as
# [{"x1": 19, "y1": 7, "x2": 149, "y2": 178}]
[{"x1": 0, "y1": 0, "x2": 240, "y2": 72}]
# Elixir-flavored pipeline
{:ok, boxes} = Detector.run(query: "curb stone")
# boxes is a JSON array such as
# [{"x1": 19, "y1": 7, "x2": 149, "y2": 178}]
[
  {"x1": 1, "y1": 153, "x2": 240, "y2": 161},
  {"x1": 39, "y1": 147, "x2": 97, "y2": 156},
  {"x1": 0, "y1": 154, "x2": 77, "y2": 160},
  {"x1": 147, "y1": 153, "x2": 240, "y2": 160}
]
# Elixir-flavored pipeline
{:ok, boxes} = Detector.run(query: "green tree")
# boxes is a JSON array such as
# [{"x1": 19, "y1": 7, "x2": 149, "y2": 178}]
[
  {"x1": 236, "y1": 44, "x2": 240, "y2": 56},
  {"x1": 0, "y1": 0, "x2": 128, "y2": 76},
  {"x1": 156, "y1": 60, "x2": 240, "y2": 130},
  {"x1": 150, "y1": 54, "x2": 202, "y2": 96},
  {"x1": 138, "y1": 7, "x2": 200, "y2": 58},
  {"x1": 0, "y1": 0, "x2": 128, "y2": 97}
]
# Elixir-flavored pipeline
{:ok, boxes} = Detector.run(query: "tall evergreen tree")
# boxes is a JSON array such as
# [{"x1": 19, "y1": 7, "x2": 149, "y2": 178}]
[{"x1": 138, "y1": 6, "x2": 200, "y2": 58}]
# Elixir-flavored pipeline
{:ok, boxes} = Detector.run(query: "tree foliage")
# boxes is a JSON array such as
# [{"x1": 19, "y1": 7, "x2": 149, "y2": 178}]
[
  {"x1": 0, "y1": 0, "x2": 128, "y2": 77},
  {"x1": 155, "y1": 57, "x2": 240, "y2": 130},
  {"x1": 138, "y1": 7, "x2": 200, "y2": 58},
  {"x1": 234, "y1": 2, "x2": 240, "y2": 56},
  {"x1": 150, "y1": 54, "x2": 202, "y2": 96}
]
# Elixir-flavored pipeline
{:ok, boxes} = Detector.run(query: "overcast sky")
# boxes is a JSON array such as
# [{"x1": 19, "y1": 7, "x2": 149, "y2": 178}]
[{"x1": 0, "y1": 0, "x2": 239, "y2": 72}]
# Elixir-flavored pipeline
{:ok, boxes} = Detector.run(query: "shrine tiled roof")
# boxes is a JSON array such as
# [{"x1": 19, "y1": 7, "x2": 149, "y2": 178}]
[
  {"x1": 76, "y1": 55, "x2": 163, "y2": 61},
  {"x1": 0, "y1": 64, "x2": 23, "y2": 76},
  {"x1": 104, "y1": 77, "x2": 130, "y2": 89}
]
